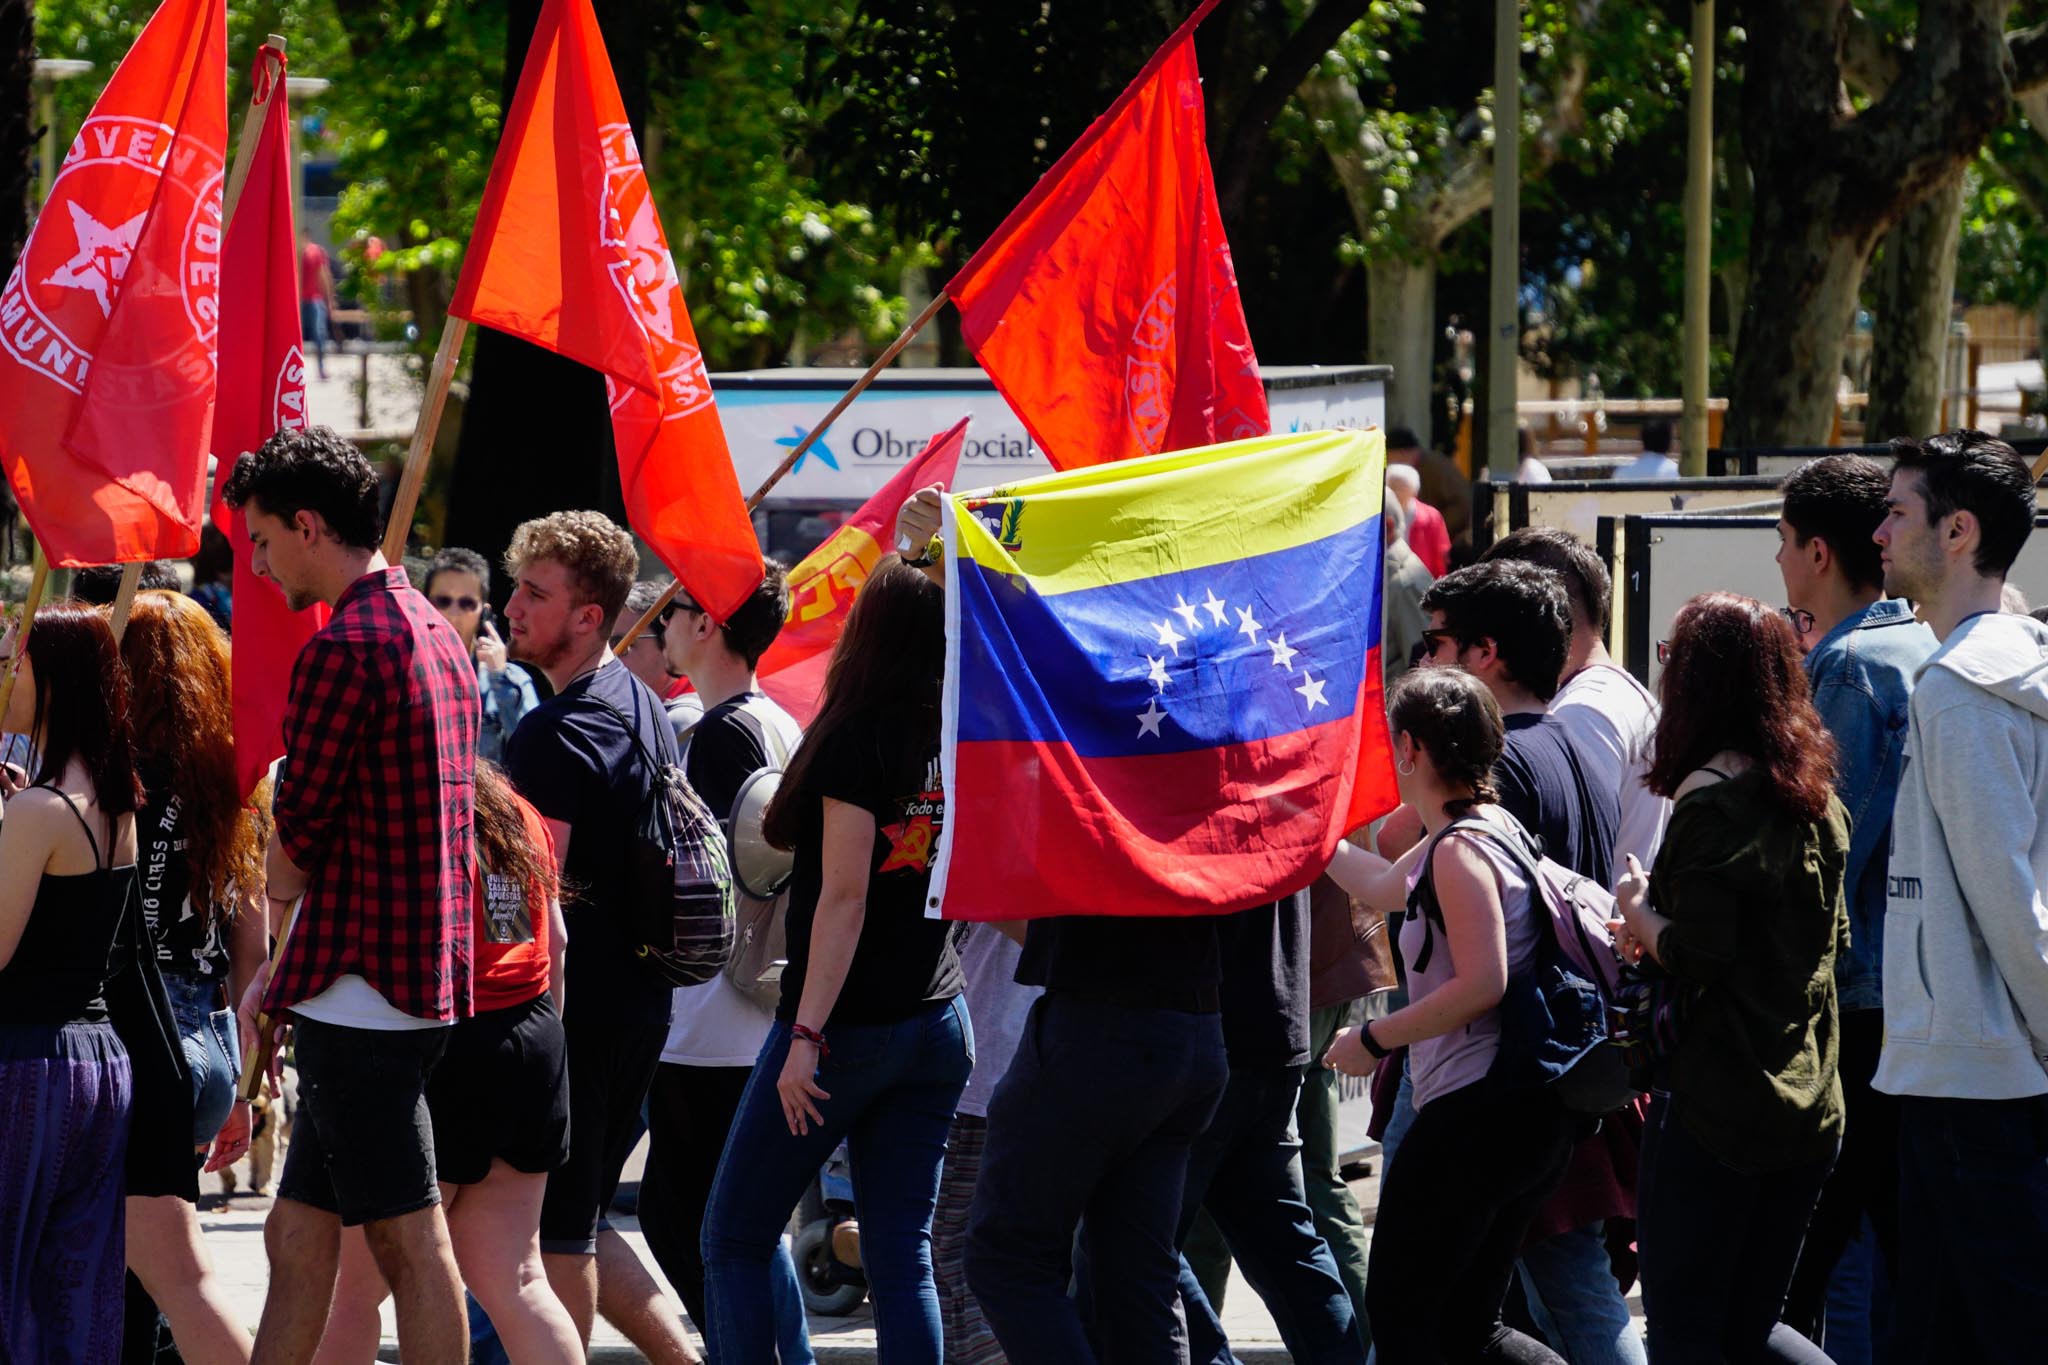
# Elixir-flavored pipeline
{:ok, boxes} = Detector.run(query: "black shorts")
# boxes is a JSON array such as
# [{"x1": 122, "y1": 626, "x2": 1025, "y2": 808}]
[
  {"x1": 277, "y1": 1017, "x2": 448, "y2": 1226},
  {"x1": 427, "y1": 992, "x2": 571, "y2": 1187},
  {"x1": 538, "y1": 1008, "x2": 668, "y2": 1255}
]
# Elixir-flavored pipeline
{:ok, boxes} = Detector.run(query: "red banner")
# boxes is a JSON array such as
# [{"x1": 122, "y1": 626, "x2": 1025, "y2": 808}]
[
  {"x1": 0, "y1": 0, "x2": 227, "y2": 565},
  {"x1": 210, "y1": 46, "x2": 322, "y2": 802},
  {"x1": 759, "y1": 418, "x2": 969, "y2": 723},
  {"x1": 947, "y1": 0, "x2": 1266, "y2": 472},
  {"x1": 449, "y1": 0, "x2": 762, "y2": 622}
]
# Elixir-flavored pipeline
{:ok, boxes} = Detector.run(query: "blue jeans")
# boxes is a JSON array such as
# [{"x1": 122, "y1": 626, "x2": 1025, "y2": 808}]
[
  {"x1": 703, "y1": 999, "x2": 972, "y2": 1365},
  {"x1": 1891, "y1": 1093, "x2": 2048, "y2": 1363},
  {"x1": 162, "y1": 970, "x2": 238, "y2": 1149},
  {"x1": 1172, "y1": 1065, "x2": 1364, "y2": 1365},
  {"x1": 965, "y1": 994, "x2": 1228, "y2": 1365},
  {"x1": 1637, "y1": 1093, "x2": 1834, "y2": 1364},
  {"x1": 1517, "y1": 1221, "x2": 1646, "y2": 1365},
  {"x1": 1379, "y1": 1063, "x2": 1417, "y2": 1170}
]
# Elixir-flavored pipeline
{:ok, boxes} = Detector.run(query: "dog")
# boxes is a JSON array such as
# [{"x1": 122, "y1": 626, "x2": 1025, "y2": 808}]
[{"x1": 218, "y1": 1065, "x2": 297, "y2": 1197}]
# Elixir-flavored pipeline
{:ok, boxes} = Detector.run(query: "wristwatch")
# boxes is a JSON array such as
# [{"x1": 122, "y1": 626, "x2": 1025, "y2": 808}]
[
  {"x1": 902, "y1": 534, "x2": 945, "y2": 569},
  {"x1": 1359, "y1": 1020, "x2": 1391, "y2": 1061}
]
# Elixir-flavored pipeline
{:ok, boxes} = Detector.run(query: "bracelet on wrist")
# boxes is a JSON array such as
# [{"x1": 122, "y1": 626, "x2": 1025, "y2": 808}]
[
  {"x1": 790, "y1": 1023, "x2": 830, "y2": 1059},
  {"x1": 1359, "y1": 1020, "x2": 1391, "y2": 1061}
]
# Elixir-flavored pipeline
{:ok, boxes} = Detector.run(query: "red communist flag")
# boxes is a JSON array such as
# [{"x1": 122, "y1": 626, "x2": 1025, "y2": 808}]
[
  {"x1": 210, "y1": 45, "x2": 323, "y2": 802},
  {"x1": 449, "y1": 0, "x2": 761, "y2": 622},
  {"x1": 947, "y1": 0, "x2": 1266, "y2": 471},
  {"x1": 0, "y1": 0, "x2": 227, "y2": 565},
  {"x1": 759, "y1": 418, "x2": 970, "y2": 724}
]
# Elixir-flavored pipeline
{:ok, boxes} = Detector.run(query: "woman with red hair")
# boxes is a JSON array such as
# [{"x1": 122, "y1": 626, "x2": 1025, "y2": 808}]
[{"x1": 1614, "y1": 592, "x2": 1848, "y2": 1365}]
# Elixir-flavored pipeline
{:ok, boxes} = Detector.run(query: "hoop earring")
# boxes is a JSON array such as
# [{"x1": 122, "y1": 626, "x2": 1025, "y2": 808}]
[{"x1": 1396, "y1": 755, "x2": 1416, "y2": 777}]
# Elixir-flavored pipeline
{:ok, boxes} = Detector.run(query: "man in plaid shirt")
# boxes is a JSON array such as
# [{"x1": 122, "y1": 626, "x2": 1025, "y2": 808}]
[{"x1": 225, "y1": 426, "x2": 477, "y2": 1365}]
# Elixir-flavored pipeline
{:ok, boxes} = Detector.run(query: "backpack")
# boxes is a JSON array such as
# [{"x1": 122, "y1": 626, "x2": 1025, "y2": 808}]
[
  {"x1": 1411, "y1": 811, "x2": 1636, "y2": 1115},
  {"x1": 689, "y1": 696, "x2": 797, "y2": 1009},
  {"x1": 587, "y1": 695, "x2": 735, "y2": 988}
]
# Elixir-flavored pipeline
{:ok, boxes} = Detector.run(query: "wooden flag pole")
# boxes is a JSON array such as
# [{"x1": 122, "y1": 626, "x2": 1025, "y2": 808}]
[
  {"x1": 108, "y1": 37, "x2": 290, "y2": 647},
  {"x1": 0, "y1": 543, "x2": 52, "y2": 725},
  {"x1": 380, "y1": 317, "x2": 469, "y2": 564},
  {"x1": 2032, "y1": 446, "x2": 2048, "y2": 484},
  {"x1": 612, "y1": 290, "x2": 949, "y2": 655}
]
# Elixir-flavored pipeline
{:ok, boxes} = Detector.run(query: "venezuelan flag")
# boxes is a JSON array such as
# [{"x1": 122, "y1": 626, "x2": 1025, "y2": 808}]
[{"x1": 930, "y1": 428, "x2": 1398, "y2": 920}]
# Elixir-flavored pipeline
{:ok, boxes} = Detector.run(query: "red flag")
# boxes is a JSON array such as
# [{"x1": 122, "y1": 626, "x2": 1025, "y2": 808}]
[
  {"x1": 210, "y1": 46, "x2": 323, "y2": 802},
  {"x1": 0, "y1": 0, "x2": 226, "y2": 565},
  {"x1": 759, "y1": 418, "x2": 970, "y2": 724},
  {"x1": 947, "y1": 0, "x2": 1266, "y2": 471},
  {"x1": 448, "y1": 0, "x2": 761, "y2": 622}
]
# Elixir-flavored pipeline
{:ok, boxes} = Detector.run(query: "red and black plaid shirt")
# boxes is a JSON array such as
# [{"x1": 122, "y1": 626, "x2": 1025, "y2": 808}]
[{"x1": 268, "y1": 567, "x2": 479, "y2": 1021}]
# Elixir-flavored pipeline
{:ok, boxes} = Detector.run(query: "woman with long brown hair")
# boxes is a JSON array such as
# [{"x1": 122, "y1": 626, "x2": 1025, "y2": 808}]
[
  {"x1": 0, "y1": 603, "x2": 146, "y2": 1362},
  {"x1": 312, "y1": 759, "x2": 580, "y2": 1365},
  {"x1": 116, "y1": 591, "x2": 267, "y2": 1363},
  {"x1": 1612, "y1": 592, "x2": 1848, "y2": 1364},
  {"x1": 703, "y1": 557, "x2": 971, "y2": 1364}
]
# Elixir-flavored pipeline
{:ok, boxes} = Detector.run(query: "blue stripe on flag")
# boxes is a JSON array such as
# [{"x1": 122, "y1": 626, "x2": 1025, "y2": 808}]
[{"x1": 955, "y1": 515, "x2": 1382, "y2": 757}]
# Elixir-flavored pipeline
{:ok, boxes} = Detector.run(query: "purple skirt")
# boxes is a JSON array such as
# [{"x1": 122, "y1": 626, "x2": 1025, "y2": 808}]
[{"x1": 0, "y1": 1021, "x2": 133, "y2": 1365}]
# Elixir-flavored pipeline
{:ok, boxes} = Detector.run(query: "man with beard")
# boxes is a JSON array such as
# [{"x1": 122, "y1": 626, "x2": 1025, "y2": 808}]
[{"x1": 501, "y1": 511, "x2": 703, "y2": 1365}]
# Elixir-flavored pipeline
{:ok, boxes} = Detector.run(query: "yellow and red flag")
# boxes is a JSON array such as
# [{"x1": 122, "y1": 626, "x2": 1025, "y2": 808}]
[
  {"x1": 449, "y1": 0, "x2": 761, "y2": 621},
  {"x1": 0, "y1": 0, "x2": 227, "y2": 564}
]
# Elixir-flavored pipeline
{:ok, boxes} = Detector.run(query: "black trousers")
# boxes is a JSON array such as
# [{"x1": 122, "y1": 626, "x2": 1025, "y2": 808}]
[
  {"x1": 1782, "y1": 1009, "x2": 1897, "y2": 1344},
  {"x1": 1365, "y1": 1080, "x2": 1577, "y2": 1365},
  {"x1": 640, "y1": 1061, "x2": 753, "y2": 1331}
]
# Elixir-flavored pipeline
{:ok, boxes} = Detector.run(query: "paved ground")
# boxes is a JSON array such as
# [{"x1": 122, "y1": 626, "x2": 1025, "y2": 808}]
[{"x1": 198, "y1": 1129, "x2": 1357, "y2": 1361}]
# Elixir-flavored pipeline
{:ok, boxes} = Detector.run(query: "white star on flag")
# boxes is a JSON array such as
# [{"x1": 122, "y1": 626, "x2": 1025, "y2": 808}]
[
  {"x1": 1202, "y1": 588, "x2": 1229, "y2": 625},
  {"x1": 1171, "y1": 594, "x2": 1202, "y2": 633},
  {"x1": 1296, "y1": 673, "x2": 1329, "y2": 710},
  {"x1": 1236, "y1": 605, "x2": 1262, "y2": 643},
  {"x1": 43, "y1": 202, "x2": 148, "y2": 319},
  {"x1": 1147, "y1": 654, "x2": 1171, "y2": 690},
  {"x1": 1268, "y1": 633, "x2": 1299, "y2": 672},
  {"x1": 1152, "y1": 617, "x2": 1186, "y2": 657},
  {"x1": 1136, "y1": 698, "x2": 1168, "y2": 738}
]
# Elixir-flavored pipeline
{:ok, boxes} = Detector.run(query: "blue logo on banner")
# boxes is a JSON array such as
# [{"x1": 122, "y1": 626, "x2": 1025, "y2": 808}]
[{"x1": 775, "y1": 424, "x2": 839, "y2": 472}]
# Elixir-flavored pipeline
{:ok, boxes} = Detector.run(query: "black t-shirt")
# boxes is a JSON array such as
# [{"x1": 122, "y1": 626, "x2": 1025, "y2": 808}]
[
  {"x1": 685, "y1": 696, "x2": 771, "y2": 820},
  {"x1": 777, "y1": 723, "x2": 962, "y2": 1028},
  {"x1": 1494, "y1": 712, "x2": 1618, "y2": 883},
  {"x1": 136, "y1": 763, "x2": 229, "y2": 980},
  {"x1": 1216, "y1": 896, "x2": 1311, "y2": 1068},
  {"x1": 1016, "y1": 914, "x2": 1223, "y2": 1014},
  {"x1": 506, "y1": 657, "x2": 677, "y2": 1023}
]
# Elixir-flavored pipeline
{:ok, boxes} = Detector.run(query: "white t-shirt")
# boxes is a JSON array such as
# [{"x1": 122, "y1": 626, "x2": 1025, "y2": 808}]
[
  {"x1": 1613, "y1": 453, "x2": 1678, "y2": 482},
  {"x1": 1550, "y1": 663, "x2": 1670, "y2": 885},
  {"x1": 292, "y1": 973, "x2": 448, "y2": 1031},
  {"x1": 1517, "y1": 456, "x2": 1554, "y2": 484},
  {"x1": 662, "y1": 692, "x2": 804, "y2": 1067}
]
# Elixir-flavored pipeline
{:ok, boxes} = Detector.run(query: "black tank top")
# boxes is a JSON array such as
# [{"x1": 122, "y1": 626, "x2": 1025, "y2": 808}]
[{"x1": 0, "y1": 789, "x2": 138, "y2": 1026}]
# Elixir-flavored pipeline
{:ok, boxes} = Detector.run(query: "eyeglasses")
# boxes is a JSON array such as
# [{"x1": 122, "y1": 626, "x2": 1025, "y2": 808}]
[
  {"x1": 1419, "y1": 628, "x2": 1461, "y2": 657},
  {"x1": 430, "y1": 593, "x2": 481, "y2": 613},
  {"x1": 1780, "y1": 607, "x2": 1816, "y2": 636}
]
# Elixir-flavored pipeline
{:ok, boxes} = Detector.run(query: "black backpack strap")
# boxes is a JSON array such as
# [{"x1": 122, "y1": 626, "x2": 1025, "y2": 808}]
[
  {"x1": 1407, "y1": 813, "x2": 1494, "y2": 974},
  {"x1": 585, "y1": 692, "x2": 669, "y2": 777}
]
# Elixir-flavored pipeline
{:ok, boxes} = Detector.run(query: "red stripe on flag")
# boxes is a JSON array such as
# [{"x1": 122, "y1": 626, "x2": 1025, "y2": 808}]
[{"x1": 940, "y1": 660, "x2": 1396, "y2": 920}]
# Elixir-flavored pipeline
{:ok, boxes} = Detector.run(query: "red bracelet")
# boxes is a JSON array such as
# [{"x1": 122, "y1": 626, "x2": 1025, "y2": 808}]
[{"x1": 791, "y1": 1023, "x2": 830, "y2": 1059}]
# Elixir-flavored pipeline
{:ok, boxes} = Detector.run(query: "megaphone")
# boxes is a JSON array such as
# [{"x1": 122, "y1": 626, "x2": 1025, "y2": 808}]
[{"x1": 727, "y1": 767, "x2": 795, "y2": 900}]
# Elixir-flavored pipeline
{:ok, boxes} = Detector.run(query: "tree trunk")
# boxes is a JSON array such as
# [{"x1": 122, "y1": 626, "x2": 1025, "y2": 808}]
[
  {"x1": 1865, "y1": 170, "x2": 1966, "y2": 442},
  {"x1": 1724, "y1": 206, "x2": 1868, "y2": 446},
  {"x1": 0, "y1": 0, "x2": 31, "y2": 285},
  {"x1": 1368, "y1": 256, "x2": 1438, "y2": 438},
  {"x1": 440, "y1": 0, "x2": 647, "y2": 582}
]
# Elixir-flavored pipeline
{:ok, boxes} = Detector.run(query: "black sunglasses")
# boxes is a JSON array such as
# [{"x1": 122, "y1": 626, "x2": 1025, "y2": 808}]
[
  {"x1": 1419, "y1": 628, "x2": 1461, "y2": 656},
  {"x1": 430, "y1": 593, "x2": 481, "y2": 613}
]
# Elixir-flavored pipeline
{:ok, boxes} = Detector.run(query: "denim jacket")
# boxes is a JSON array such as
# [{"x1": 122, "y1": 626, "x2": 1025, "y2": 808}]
[
  {"x1": 478, "y1": 657, "x2": 541, "y2": 764},
  {"x1": 1804, "y1": 598, "x2": 1937, "y2": 1011}
]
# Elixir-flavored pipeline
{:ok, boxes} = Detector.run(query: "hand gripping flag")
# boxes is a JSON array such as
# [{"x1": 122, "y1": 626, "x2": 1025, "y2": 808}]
[
  {"x1": 946, "y1": 0, "x2": 1266, "y2": 471},
  {"x1": 211, "y1": 46, "x2": 324, "y2": 802},
  {"x1": 930, "y1": 429, "x2": 1397, "y2": 920},
  {"x1": 758, "y1": 418, "x2": 971, "y2": 725},
  {"x1": 449, "y1": 0, "x2": 762, "y2": 622},
  {"x1": 0, "y1": 0, "x2": 227, "y2": 565}
]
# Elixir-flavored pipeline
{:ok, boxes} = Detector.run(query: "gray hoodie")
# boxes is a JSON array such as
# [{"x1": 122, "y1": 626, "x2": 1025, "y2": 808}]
[{"x1": 1875, "y1": 611, "x2": 2048, "y2": 1100}]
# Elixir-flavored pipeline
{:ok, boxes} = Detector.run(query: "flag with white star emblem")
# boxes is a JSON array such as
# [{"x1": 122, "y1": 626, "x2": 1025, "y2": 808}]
[
  {"x1": 929, "y1": 428, "x2": 1397, "y2": 920},
  {"x1": 0, "y1": 0, "x2": 226, "y2": 565}
]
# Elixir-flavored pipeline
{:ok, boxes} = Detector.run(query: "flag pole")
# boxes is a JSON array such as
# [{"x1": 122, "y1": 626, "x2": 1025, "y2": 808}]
[
  {"x1": 0, "y1": 542, "x2": 52, "y2": 724},
  {"x1": 379, "y1": 317, "x2": 468, "y2": 563},
  {"x1": 109, "y1": 36, "x2": 290, "y2": 647},
  {"x1": 612, "y1": 289, "x2": 949, "y2": 654}
]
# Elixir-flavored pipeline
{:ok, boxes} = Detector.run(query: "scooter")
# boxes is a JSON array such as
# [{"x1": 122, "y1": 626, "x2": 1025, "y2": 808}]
[{"x1": 791, "y1": 1142, "x2": 867, "y2": 1316}]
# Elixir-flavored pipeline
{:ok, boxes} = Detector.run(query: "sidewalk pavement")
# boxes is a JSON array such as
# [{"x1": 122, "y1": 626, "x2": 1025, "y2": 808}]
[{"x1": 199, "y1": 1130, "x2": 1361, "y2": 1362}]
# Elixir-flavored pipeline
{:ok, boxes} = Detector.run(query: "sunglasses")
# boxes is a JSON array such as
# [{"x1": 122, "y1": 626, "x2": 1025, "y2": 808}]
[
  {"x1": 430, "y1": 594, "x2": 481, "y2": 613},
  {"x1": 1419, "y1": 628, "x2": 1461, "y2": 656}
]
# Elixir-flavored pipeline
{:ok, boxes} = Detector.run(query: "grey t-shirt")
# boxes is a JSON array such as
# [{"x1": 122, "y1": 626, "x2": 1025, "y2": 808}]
[{"x1": 956, "y1": 924, "x2": 1041, "y2": 1119}]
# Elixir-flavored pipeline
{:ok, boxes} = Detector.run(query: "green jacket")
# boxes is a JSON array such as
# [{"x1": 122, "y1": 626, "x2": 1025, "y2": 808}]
[{"x1": 1650, "y1": 770, "x2": 1848, "y2": 1170}]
